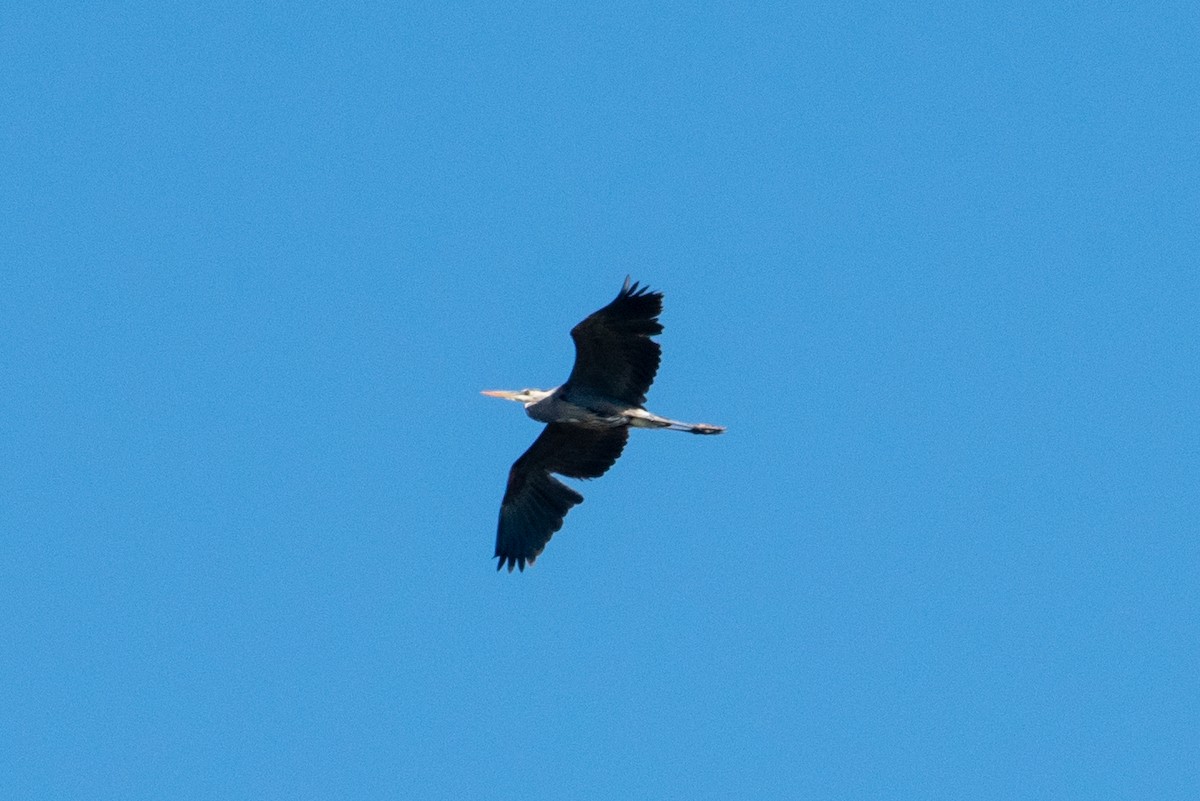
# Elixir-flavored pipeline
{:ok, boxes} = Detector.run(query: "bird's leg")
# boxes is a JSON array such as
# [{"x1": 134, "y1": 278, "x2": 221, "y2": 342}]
[
  {"x1": 624, "y1": 409, "x2": 725, "y2": 434},
  {"x1": 681, "y1": 422, "x2": 726, "y2": 435}
]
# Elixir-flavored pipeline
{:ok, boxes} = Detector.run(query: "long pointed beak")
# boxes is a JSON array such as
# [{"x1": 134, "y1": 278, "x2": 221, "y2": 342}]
[{"x1": 481, "y1": 390, "x2": 522, "y2": 400}]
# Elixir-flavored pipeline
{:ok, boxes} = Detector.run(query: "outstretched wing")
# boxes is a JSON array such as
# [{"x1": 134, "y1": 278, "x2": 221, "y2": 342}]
[
  {"x1": 496, "y1": 423, "x2": 629, "y2": 572},
  {"x1": 564, "y1": 277, "x2": 663, "y2": 406}
]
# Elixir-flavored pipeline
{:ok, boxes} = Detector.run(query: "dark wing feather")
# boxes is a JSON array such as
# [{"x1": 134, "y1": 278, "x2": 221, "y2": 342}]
[
  {"x1": 564, "y1": 277, "x2": 663, "y2": 406},
  {"x1": 496, "y1": 423, "x2": 629, "y2": 572}
]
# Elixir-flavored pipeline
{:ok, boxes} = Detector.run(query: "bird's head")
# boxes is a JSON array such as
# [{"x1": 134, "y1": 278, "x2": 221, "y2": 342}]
[{"x1": 481, "y1": 388, "x2": 551, "y2": 406}]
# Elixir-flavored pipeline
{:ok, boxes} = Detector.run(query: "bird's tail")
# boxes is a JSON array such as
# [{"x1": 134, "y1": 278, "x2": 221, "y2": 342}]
[{"x1": 628, "y1": 410, "x2": 726, "y2": 435}]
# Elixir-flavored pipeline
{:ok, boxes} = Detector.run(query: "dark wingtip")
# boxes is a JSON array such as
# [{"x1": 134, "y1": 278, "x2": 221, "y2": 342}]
[
  {"x1": 495, "y1": 554, "x2": 531, "y2": 573},
  {"x1": 617, "y1": 276, "x2": 659, "y2": 302}
]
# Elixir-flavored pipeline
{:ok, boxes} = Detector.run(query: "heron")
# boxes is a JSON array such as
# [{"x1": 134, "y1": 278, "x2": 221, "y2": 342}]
[{"x1": 483, "y1": 277, "x2": 725, "y2": 572}]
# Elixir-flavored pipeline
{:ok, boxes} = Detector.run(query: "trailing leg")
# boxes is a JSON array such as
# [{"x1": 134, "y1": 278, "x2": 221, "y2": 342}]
[{"x1": 624, "y1": 409, "x2": 726, "y2": 434}]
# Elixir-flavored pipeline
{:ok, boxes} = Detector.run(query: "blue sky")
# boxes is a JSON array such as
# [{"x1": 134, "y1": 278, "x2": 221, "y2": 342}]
[{"x1": 3, "y1": 3, "x2": 1197, "y2": 799}]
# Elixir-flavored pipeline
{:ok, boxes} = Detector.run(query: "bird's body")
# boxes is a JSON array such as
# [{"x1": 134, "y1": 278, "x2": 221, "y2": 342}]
[
  {"x1": 483, "y1": 277, "x2": 724, "y2": 572},
  {"x1": 524, "y1": 389, "x2": 623, "y2": 427}
]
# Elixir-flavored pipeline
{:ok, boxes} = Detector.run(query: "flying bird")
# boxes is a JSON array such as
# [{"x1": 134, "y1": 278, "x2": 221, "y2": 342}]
[{"x1": 483, "y1": 277, "x2": 725, "y2": 572}]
